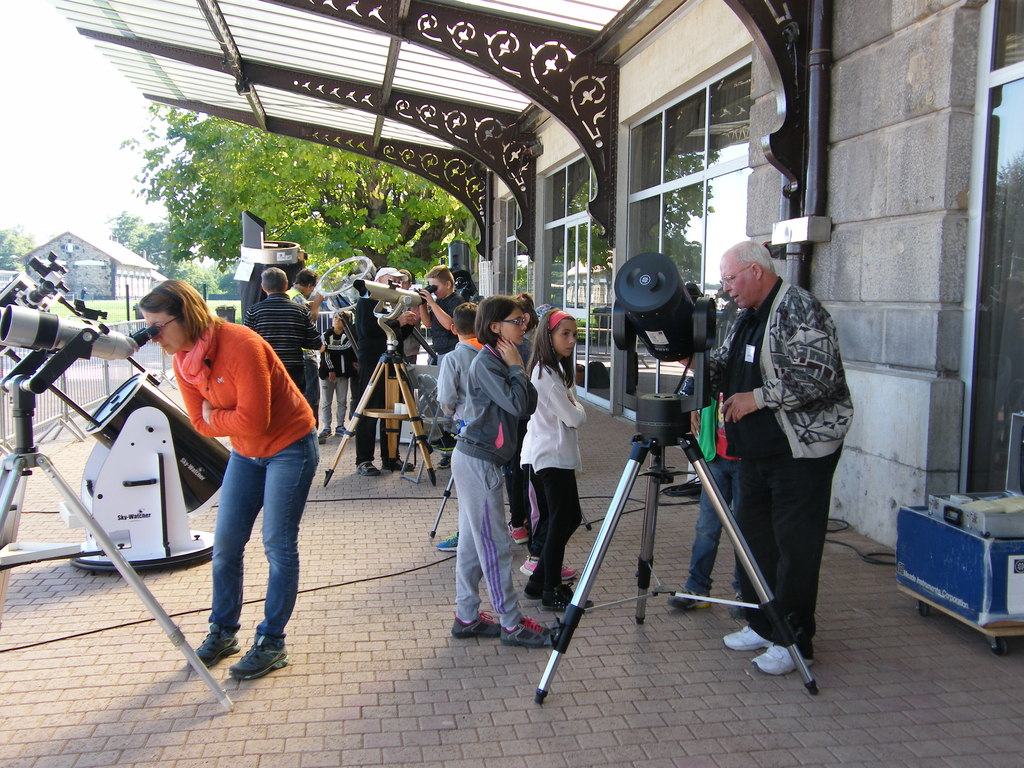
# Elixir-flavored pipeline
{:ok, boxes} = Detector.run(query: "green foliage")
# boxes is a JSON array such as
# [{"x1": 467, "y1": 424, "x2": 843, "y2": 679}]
[
  {"x1": 107, "y1": 212, "x2": 170, "y2": 273},
  {"x1": 0, "y1": 226, "x2": 37, "y2": 270},
  {"x1": 131, "y1": 107, "x2": 476, "y2": 277}
]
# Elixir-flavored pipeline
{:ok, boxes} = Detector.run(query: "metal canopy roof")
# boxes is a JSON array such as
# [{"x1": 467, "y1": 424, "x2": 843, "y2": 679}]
[
  {"x1": 49, "y1": 0, "x2": 815, "y2": 259},
  {"x1": 49, "y1": 0, "x2": 642, "y2": 253}
]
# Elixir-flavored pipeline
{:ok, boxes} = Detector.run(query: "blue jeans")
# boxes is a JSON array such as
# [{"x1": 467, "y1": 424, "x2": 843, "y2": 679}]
[
  {"x1": 685, "y1": 456, "x2": 741, "y2": 594},
  {"x1": 210, "y1": 431, "x2": 319, "y2": 641}
]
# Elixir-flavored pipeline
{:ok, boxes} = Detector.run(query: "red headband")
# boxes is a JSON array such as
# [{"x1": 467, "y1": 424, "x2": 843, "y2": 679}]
[{"x1": 547, "y1": 310, "x2": 573, "y2": 331}]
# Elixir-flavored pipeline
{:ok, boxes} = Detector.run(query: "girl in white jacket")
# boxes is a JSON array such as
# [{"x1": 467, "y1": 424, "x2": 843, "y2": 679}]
[{"x1": 521, "y1": 309, "x2": 593, "y2": 611}]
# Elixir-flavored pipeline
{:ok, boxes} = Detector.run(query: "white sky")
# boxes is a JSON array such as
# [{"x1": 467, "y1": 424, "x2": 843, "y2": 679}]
[{"x1": 0, "y1": 2, "x2": 166, "y2": 245}]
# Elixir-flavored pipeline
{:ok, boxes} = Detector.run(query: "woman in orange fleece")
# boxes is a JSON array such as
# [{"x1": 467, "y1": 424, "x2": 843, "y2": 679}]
[{"x1": 139, "y1": 280, "x2": 318, "y2": 680}]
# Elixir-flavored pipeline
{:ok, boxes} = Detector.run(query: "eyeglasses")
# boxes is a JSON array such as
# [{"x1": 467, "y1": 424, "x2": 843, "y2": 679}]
[
  {"x1": 721, "y1": 263, "x2": 755, "y2": 288},
  {"x1": 501, "y1": 317, "x2": 528, "y2": 327},
  {"x1": 152, "y1": 317, "x2": 179, "y2": 337}
]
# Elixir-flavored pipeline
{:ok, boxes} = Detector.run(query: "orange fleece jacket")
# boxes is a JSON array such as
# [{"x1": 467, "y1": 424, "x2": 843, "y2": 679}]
[{"x1": 175, "y1": 322, "x2": 314, "y2": 458}]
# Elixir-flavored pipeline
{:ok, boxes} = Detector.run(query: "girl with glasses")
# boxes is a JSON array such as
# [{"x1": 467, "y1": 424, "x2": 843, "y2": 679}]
[{"x1": 448, "y1": 296, "x2": 553, "y2": 648}]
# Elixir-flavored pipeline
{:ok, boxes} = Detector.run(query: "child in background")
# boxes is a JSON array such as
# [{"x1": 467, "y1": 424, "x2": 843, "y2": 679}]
[
  {"x1": 318, "y1": 310, "x2": 357, "y2": 442},
  {"x1": 504, "y1": 293, "x2": 538, "y2": 546},
  {"x1": 520, "y1": 309, "x2": 593, "y2": 612},
  {"x1": 434, "y1": 302, "x2": 480, "y2": 552},
  {"x1": 449, "y1": 296, "x2": 552, "y2": 648}
]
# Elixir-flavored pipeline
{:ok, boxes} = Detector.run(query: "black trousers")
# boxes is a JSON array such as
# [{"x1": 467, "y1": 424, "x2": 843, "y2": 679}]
[
  {"x1": 503, "y1": 419, "x2": 529, "y2": 528},
  {"x1": 524, "y1": 466, "x2": 582, "y2": 594},
  {"x1": 736, "y1": 447, "x2": 842, "y2": 658}
]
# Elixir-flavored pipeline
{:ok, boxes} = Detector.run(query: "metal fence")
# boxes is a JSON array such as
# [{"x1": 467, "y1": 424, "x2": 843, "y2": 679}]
[{"x1": 0, "y1": 320, "x2": 176, "y2": 448}]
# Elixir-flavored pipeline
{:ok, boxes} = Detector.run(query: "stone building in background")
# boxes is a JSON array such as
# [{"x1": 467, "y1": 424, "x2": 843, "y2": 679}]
[{"x1": 23, "y1": 232, "x2": 163, "y2": 302}]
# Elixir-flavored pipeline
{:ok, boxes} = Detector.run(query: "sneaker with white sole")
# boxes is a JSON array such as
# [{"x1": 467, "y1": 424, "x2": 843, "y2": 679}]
[
  {"x1": 751, "y1": 644, "x2": 813, "y2": 675},
  {"x1": 723, "y1": 625, "x2": 772, "y2": 651},
  {"x1": 436, "y1": 532, "x2": 459, "y2": 552},
  {"x1": 508, "y1": 523, "x2": 529, "y2": 545},
  {"x1": 519, "y1": 556, "x2": 578, "y2": 581}
]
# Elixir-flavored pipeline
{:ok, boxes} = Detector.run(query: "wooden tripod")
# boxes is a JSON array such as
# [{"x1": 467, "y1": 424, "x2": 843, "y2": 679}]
[{"x1": 322, "y1": 345, "x2": 436, "y2": 487}]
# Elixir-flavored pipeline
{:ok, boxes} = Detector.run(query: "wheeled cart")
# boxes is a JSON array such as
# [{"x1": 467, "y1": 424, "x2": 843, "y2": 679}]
[
  {"x1": 896, "y1": 506, "x2": 1024, "y2": 655},
  {"x1": 896, "y1": 584, "x2": 1024, "y2": 655}
]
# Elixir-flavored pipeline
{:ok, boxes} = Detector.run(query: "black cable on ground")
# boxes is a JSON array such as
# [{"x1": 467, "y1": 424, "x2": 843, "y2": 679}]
[{"x1": 0, "y1": 554, "x2": 456, "y2": 655}]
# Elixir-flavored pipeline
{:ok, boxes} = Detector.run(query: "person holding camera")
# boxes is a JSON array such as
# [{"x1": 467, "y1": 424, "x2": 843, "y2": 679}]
[{"x1": 417, "y1": 265, "x2": 461, "y2": 362}]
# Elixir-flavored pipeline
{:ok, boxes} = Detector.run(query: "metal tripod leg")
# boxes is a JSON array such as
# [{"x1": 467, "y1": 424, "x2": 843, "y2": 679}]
[
  {"x1": 323, "y1": 359, "x2": 387, "y2": 485},
  {"x1": 535, "y1": 438, "x2": 650, "y2": 704},
  {"x1": 392, "y1": 360, "x2": 435, "y2": 486},
  {"x1": 680, "y1": 433, "x2": 817, "y2": 695},
  {"x1": 33, "y1": 454, "x2": 234, "y2": 710},
  {"x1": 0, "y1": 455, "x2": 32, "y2": 619},
  {"x1": 634, "y1": 445, "x2": 669, "y2": 625},
  {"x1": 431, "y1": 473, "x2": 456, "y2": 538}
]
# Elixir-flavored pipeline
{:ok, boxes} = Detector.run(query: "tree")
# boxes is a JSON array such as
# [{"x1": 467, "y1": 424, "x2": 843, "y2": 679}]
[
  {"x1": 131, "y1": 107, "x2": 476, "y2": 276},
  {"x1": 0, "y1": 226, "x2": 36, "y2": 270},
  {"x1": 107, "y1": 212, "x2": 171, "y2": 274}
]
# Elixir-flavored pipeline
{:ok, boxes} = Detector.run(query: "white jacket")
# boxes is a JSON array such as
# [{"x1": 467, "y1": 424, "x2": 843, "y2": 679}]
[{"x1": 521, "y1": 364, "x2": 586, "y2": 471}]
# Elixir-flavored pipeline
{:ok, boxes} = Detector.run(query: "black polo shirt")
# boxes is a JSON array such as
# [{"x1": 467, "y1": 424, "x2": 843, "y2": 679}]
[{"x1": 722, "y1": 279, "x2": 790, "y2": 459}]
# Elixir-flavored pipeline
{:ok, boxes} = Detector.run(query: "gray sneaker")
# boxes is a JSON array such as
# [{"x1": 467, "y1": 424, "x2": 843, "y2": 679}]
[
  {"x1": 228, "y1": 634, "x2": 289, "y2": 680},
  {"x1": 357, "y1": 461, "x2": 381, "y2": 477},
  {"x1": 451, "y1": 612, "x2": 501, "y2": 639},
  {"x1": 194, "y1": 624, "x2": 239, "y2": 667},
  {"x1": 500, "y1": 617, "x2": 554, "y2": 648}
]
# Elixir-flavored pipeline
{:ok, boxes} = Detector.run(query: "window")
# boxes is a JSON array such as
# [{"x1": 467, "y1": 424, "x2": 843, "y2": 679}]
[
  {"x1": 969, "y1": 0, "x2": 1024, "y2": 490},
  {"x1": 624, "y1": 64, "x2": 752, "y2": 400},
  {"x1": 626, "y1": 64, "x2": 752, "y2": 291}
]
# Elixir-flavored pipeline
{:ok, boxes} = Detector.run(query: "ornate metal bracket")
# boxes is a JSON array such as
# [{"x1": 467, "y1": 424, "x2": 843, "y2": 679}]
[
  {"x1": 78, "y1": 27, "x2": 532, "y2": 253},
  {"x1": 148, "y1": 96, "x2": 490, "y2": 250},
  {"x1": 721, "y1": 0, "x2": 811, "y2": 199},
  {"x1": 263, "y1": 0, "x2": 619, "y2": 245}
]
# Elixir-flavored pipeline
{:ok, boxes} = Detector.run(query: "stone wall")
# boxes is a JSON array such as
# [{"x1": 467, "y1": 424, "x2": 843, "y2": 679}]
[
  {"x1": 49, "y1": 234, "x2": 114, "y2": 299},
  {"x1": 746, "y1": 0, "x2": 982, "y2": 546}
]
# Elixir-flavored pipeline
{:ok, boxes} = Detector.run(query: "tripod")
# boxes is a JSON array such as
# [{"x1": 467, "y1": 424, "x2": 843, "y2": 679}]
[
  {"x1": 323, "y1": 340, "x2": 436, "y2": 487},
  {"x1": 535, "y1": 394, "x2": 817, "y2": 703},
  {"x1": 0, "y1": 348, "x2": 232, "y2": 711}
]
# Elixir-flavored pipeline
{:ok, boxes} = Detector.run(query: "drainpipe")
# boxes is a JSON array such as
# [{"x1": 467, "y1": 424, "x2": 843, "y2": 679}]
[{"x1": 778, "y1": 0, "x2": 832, "y2": 289}]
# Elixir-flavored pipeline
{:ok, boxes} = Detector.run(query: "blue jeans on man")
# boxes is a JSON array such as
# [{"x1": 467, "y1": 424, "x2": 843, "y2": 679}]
[
  {"x1": 685, "y1": 455, "x2": 741, "y2": 595},
  {"x1": 210, "y1": 431, "x2": 319, "y2": 641}
]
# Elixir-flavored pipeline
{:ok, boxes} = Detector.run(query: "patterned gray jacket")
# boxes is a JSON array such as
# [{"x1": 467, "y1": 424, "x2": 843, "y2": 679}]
[{"x1": 709, "y1": 280, "x2": 854, "y2": 459}]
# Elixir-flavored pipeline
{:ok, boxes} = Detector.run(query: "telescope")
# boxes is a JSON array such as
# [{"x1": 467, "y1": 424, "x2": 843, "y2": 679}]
[
  {"x1": 613, "y1": 252, "x2": 716, "y2": 362},
  {"x1": 0, "y1": 305, "x2": 155, "y2": 361},
  {"x1": 353, "y1": 278, "x2": 424, "y2": 309}
]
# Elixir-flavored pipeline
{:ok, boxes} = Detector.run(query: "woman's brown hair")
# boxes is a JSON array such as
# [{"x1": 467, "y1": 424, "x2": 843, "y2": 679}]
[{"x1": 138, "y1": 280, "x2": 220, "y2": 342}]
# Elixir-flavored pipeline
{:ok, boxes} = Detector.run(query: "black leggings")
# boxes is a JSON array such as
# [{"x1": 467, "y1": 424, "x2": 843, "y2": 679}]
[{"x1": 524, "y1": 465, "x2": 582, "y2": 593}]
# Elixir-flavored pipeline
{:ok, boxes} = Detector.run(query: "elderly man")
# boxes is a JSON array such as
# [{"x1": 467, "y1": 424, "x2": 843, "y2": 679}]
[{"x1": 709, "y1": 241, "x2": 853, "y2": 676}]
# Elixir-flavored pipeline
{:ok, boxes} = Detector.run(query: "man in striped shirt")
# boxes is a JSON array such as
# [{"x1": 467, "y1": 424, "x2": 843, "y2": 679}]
[{"x1": 244, "y1": 267, "x2": 323, "y2": 405}]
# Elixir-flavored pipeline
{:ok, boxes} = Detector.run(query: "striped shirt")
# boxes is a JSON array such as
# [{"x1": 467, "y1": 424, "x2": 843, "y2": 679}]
[{"x1": 243, "y1": 293, "x2": 322, "y2": 370}]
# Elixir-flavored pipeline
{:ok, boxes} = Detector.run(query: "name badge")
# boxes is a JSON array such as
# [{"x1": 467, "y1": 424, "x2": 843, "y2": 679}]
[{"x1": 745, "y1": 344, "x2": 756, "y2": 363}]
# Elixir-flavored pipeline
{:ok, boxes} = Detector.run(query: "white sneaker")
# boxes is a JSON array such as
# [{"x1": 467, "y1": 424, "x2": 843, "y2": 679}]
[
  {"x1": 751, "y1": 644, "x2": 813, "y2": 675},
  {"x1": 723, "y1": 625, "x2": 772, "y2": 651}
]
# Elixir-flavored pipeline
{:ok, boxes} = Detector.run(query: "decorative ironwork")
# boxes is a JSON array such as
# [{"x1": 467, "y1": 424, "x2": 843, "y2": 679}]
[
  {"x1": 147, "y1": 95, "x2": 491, "y2": 249},
  {"x1": 722, "y1": 0, "x2": 811, "y2": 197},
  {"x1": 264, "y1": 0, "x2": 618, "y2": 244},
  {"x1": 79, "y1": 26, "x2": 533, "y2": 252}
]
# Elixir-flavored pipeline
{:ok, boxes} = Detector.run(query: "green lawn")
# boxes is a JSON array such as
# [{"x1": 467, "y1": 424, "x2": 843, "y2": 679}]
[{"x1": 51, "y1": 299, "x2": 243, "y2": 323}]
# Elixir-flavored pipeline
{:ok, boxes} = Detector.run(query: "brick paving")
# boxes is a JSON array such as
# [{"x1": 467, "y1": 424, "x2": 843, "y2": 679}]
[{"x1": 1, "y1": 395, "x2": 1023, "y2": 767}]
